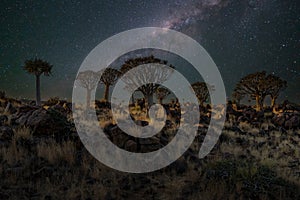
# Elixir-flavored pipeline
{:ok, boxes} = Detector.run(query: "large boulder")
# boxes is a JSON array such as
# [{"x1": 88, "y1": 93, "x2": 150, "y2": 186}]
[
  {"x1": 0, "y1": 126, "x2": 14, "y2": 141},
  {"x1": 11, "y1": 105, "x2": 40, "y2": 125},
  {"x1": 103, "y1": 123, "x2": 164, "y2": 153},
  {"x1": 285, "y1": 115, "x2": 300, "y2": 129},
  {"x1": 272, "y1": 113, "x2": 300, "y2": 129},
  {"x1": 271, "y1": 113, "x2": 286, "y2": 127},
  {"x1": 13, "y1": 107, "x2": 71, "y2": 139},
  {"x1": 0, "y1": 115, "x2": 8, "y2": 126}
]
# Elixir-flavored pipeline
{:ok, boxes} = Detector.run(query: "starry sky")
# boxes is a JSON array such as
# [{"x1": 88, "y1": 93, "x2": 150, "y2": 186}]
[{"x1": 0, "y1": 0, "x2": 299, "y2": 103}]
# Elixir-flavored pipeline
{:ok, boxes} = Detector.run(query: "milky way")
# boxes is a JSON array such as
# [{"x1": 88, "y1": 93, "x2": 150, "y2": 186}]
[
  {"x1": 161, "y1": 0, "x2": 230, "y2": 30},
  {"x1": 0, "y1": 0, "x2": 299, "y2": 102}
]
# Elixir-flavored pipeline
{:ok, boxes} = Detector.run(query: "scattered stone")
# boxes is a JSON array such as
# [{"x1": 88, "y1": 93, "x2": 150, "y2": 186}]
[
  {"x1": 0, "y1": 115, "x2": 8, "y2": 126},
  {"x1": 0, "y1": 126, "x2": 13, "y2": 141},
  {"x1": 170, "y1": 158, "x2": 188, "y2": 174},
  {"x1": 124, "y1": 140, "x2": 137, "y2": 152}
]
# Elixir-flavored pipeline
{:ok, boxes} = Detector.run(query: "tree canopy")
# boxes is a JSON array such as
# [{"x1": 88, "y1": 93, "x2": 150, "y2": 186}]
[
  {"x1": 23, "y1": 58, "x2": 53, "y2": 105},
  {"x1": 191, "y1": 81, "x2": 214, "y2": 107},
  {"x1": 119, "y1": 55, "x2": 174, "y2": 108},
  {"x1": 233, "y1": 71, "x2": 287, "y2": 110},
  {"x1": 99, "y1": 68, "x2": 120, "y2": 101},
  {"x1": 23, "y1": 58, "x2": 52, "y2": 76},
  {"x1": 155, "y1": 86, "x2": 171, "y2": 104}
]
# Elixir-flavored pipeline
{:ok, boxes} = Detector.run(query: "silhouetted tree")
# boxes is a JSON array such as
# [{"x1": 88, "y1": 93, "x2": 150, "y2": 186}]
[
  {"x1": 155, "y1": 86, "x2": 171, "y2": 104},
  {"x1": 120, "y1": 55, "x2": 174, "y2": 114},
  {"x1": 99, "y1": 68, "x2": 120, "y2": 102},
  {"x1": 23, "y1": 58, "x2": 52, "y2": 105},
  {"x1": 266, "y1": 74, "x2": 287, "y2": 108},
  {"x1": 191, "y1": 82, "x2": 214, "y2": 107},
  {"x1": 234, "y1": 71, "x2": 287, "y2": 111},
  {"x1": 76, "y1": 70, "x2": 99, "y2": 111},
  {"x1": 234, "y1": 71, "x2": 270, "y2": 111}
]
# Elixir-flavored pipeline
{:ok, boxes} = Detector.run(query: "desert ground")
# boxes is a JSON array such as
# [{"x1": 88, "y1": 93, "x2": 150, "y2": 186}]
[{"x1": 0, "y1": 96, "x2": 299, "y2": 199}]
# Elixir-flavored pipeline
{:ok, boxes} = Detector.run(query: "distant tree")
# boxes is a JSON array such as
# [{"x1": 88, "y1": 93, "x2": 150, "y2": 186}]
[
  {"x1": 120, "y1": 55, "x2": 174, "y2": 114},
  {"x1": 266, "y1": 74, "x2": 287, "y2": 108},
  {"x1": 23, "y1": 58, "x2": 52, "y2": 105},
  {"x1": 155, "y1": 86, "x2": 171, "y2": 104},
  {"x1": 234, "y1": 71, "x2": 287, "y2": 111},
  {"x1": 191, "y1": 82, "x2": 214, "y2": 107},
  {"x1": 99, "y1": 68, "x2": 120, "y2": 102},
  {"x1": 234, "y1": 71, "x2": 270, "y2": 111},
  {"x1": 76, "y1": 70, "x2": 100, "y2": 111}
]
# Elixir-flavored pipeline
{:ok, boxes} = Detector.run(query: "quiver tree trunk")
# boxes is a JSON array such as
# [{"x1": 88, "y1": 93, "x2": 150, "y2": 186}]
[
  {"x1": 271, "y1": 96, "x2": 277, "y2": 108},
  {"x1": 35, "y1": 74, "x2": 41, "y2": 106},
  {"x1": 86, "y1": 89, "x2": 91, "y2": 117},
  {"x1": 104, "y1": 84, "x2": 109, "y2": 102},
  {"x1": 255, "y1": 95, "x2": 262, "y2": 111}
]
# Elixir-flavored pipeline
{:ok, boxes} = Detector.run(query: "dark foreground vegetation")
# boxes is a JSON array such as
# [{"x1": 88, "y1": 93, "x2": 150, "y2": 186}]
[
  {"x1": 0, "y1": 56, "x2": 298, "y2": 199},
  {"x1": 0, "y1": 94, "x2": 299, "y2": 199}
]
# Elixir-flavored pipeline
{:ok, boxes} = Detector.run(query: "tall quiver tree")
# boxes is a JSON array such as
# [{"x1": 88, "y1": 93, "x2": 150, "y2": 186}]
[
  {"x1": 23, "y1": 58, "x2": 53, "y2": 105},
  {"x1": 234, "y1": 71, "x2": 269, "y2": 111},
  {"x1": 266, "y1": 74, "x2": 287, "y2": 109},
  {"x1": 120, "y1": 55, "x2": 174, "y2": 115},
  {"x1": 99, "y1": 68, "x2": 120, "y2": 102},
  {"x1": 76, "y1": 70, "x2": 100, "y2": 112}
]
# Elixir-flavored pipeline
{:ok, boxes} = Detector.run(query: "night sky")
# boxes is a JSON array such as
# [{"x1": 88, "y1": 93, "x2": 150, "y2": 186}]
[{"x1": 0, "y1": 0, "x2": 299, "y2": 103}]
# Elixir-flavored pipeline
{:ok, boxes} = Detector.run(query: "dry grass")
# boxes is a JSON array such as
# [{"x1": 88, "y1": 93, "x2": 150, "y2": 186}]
[
  {"x1": 0, "y1": 107, "x2": 299, "y2": 199},
  {"x1": 37, "y1": 139, "x2": 76, "y2": 165},
  {"x1": 0, "y1": 140, "x2": 20, "y2": 165},
  {"x1": 14, "y1": 126, "x2": 32, "y2": 140}
]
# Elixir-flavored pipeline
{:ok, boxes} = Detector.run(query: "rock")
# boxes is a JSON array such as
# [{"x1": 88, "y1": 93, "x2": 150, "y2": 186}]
[
  {"x1": 17, "y1": 105, "x2": 40, "y2": 114},
  {"x1": 170, "y1": 158, "x2": 188, "y2": 174},
  {"x1": 27, "y1": 109, "x2": 49, "y2": 127},
  {"x1": 13, "y1": 107, "x2": 71, "y2": 139},
  {"x1": 0, "y1": 126, "x2": 13, "y2": 141},
  {"x1": 0, "y1": 115, "x2": 8, "y2": 126},
  {"x1": 285, "y1": 115, "x2": 299, "y2": 129},
  {"x1": 124, "y1": 140, "x2": 138, "y2": 152},
  {"x1": 50, "y1": 104, "x2": 65, "y2": 112},
  {"x1": 4, "y1": 102, "x2": 17, "y2": 114},
  {"x1": 107, "y1": 126, "x2": 130, "y2": 148},
  {"x1": 119, "y1": 176, "x2": 130, "y2": 190},
  {"x1": 272, "y1": 113, "x2": 286, "y2": 127},
  {"x1": 135, "y1": 120, "x2": 149, "y2": 126}
]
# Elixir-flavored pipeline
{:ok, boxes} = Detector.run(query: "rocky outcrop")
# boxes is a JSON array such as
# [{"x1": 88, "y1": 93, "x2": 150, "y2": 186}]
[
  {"x1": 103, "y1": 123, "x2": 164, "y2": 153},
  {"x1": 272, "y1": 113, "x2": 300, "y2": 129},
  {"x1": 0, "y1": 115, "x2": 8, "y2": 126},
  {"x1": 12, "y1": 106, "x2": 72, "y2": 139},
  {"x1": 0, "y1": 126, "x2": 14, "y2": 144}
]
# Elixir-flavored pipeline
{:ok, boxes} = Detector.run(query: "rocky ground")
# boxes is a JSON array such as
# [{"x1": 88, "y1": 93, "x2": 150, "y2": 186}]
[{"x1": 0, "y1": 97, "x2": 300, "y2": 199}]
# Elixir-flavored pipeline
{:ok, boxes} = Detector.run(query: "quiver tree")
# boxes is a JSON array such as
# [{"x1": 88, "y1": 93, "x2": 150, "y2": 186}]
[
  {"x1": 23, "y1": 58, "x2": 53, "y2": 105},
  {"x1": 233, "y1": 71, "x2": 269, "y2": 111},
  {"x1": 233, "y1": 71, "x2": 287, "y2": 111},
  {"x1": 76, "y1": 70, "x2": 100, "y2": 111},
  {"x1": 99, "y1": 68, "x2": 120, "y2": 102},
  {"x1": 191, "y1": 82, "x2": 214, "y2": 107},
  {"x1": 120, "y1": 55, "x2": 174, "y2": 114},
  {"x1": 265, "y1": 74, "x2": 287, "y2": 108},
  {"x1": 155, "y1": 86, "x2": 171, "y2": 104}
]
